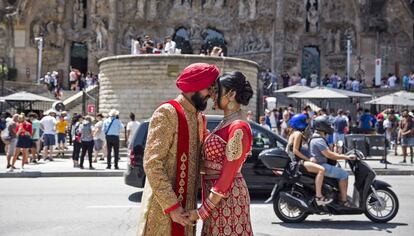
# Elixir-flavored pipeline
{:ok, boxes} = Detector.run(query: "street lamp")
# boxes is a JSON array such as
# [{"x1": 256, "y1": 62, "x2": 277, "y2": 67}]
[
  {"x1": 34, "y1": 37, "x2": 43, "y2": 85},
  {"x1": 0, "y1": 57, "x2": 6, "y2": 112},
  {"x1": 346, "y1": 35, "x2": 352, "y2": 81}
]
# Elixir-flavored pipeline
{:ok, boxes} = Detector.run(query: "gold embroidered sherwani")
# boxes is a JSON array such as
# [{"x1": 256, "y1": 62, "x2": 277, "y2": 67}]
[{"x1": 137, "y1": 95, "x2": 205, "y2": 236}]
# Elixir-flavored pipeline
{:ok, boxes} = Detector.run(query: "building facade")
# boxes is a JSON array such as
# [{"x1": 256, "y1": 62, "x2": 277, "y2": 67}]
[{"x1": 1, "y1": 0, "x2": 414, "y2": 86}]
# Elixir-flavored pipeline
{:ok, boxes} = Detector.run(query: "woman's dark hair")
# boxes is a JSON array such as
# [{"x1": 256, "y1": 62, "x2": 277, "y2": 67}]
[{"x1": 217, "y1": 71, "x2": 253, "y2": 106}]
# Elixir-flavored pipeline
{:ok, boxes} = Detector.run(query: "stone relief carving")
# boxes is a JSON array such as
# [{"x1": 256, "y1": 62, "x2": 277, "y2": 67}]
[
  {"x1": 306, "y1": 5, "x2": 319, "y2": 33},
  {"x1": 334, "y1": 29, "x2": 341, "y2": 53},
  {"x1": 122, "y1": 25, "x2": 136, "y2": 49},
  {"x1": 93, "y1": 16, "x2": 108, "y2": 50},
  {"x1": 239, "y1": 0, "x2": 256, "y2": 20},
  {"x1": 73, "y1": 0, "x2": 85, "y2": 31},
  {"x1": 284, "y1": 1, "x2": 304, "y2": 30},
  {"x1": 45, "y1": 21, "x2": 58, "y2": 47},
  {"x1": 56, "y1": 0, "x2": 65, "y2": 21},
  {"x1": 56, "y1": 23, "x2": 65, "y2": 48},
  {"x1": 305, "y1": 0, "x2": 319, "y2": 33}
]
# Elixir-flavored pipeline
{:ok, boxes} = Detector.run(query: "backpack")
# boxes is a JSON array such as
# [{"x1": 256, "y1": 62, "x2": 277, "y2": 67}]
[
  {"x1": 1, "y1": 123, "x2": 11, "y2": 141},
  {"x1": 376, "y1": 120, "x2": 385, "y2": 134}
]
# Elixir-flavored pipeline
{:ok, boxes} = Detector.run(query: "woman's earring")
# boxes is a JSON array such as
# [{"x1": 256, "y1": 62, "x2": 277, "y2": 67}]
[{"x1": 227, "y1": 100, "x2": 236, "y2": 111}]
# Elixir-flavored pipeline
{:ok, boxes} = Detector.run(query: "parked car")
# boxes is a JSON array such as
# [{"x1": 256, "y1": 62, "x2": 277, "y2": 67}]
[{"x1": 124, "y1": 115, "x2": 287, "y2": 191}]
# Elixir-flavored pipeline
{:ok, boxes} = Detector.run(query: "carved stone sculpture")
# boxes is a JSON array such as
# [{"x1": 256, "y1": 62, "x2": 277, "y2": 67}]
[
  {"x1": 307, "y1": 5, "x2": 318, "y2": 33},
  {"x1": 56, "y1": 24, "x2": 65, "y2": 48},
  {"x1": 326, "y1": 29, "x2": 334, "y2": 53},
  {"x1": 94, "y1": 18, "x2": 108, "y2": 50},
  {"x1": 335, "y1": 29, "x2": 341, "y2": 53},
  {"x1": 45, "y1": 21, "x2": 57, "y2": 47},
  {"x1": 73, "y1": 0, "x2": 84, "y2": 30},
  {"x1": 239, "y1": 0, "x2": 256, "y2": 20}
]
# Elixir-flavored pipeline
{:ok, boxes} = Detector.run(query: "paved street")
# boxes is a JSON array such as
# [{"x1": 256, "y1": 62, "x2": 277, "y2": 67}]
[{"x1": 0, "y1": 176, "x2": 413, "y2": 236}]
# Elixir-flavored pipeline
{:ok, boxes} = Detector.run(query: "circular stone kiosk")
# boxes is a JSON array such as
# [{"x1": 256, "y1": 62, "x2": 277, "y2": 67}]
[{"x1": 98, "y1": 54, "x2": 259, "y2": 122}]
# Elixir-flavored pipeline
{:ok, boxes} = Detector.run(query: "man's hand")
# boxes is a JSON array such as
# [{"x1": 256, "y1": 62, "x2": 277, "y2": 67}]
[
  {"x1": 170, "y1": 206, "x2": 192, "y2": 227},
  {"x1": 347, "y1": 155, "x2": 357, "y2": 161},
  {"x1": 309, "y1": 157, "x2": 318, "y2": 163},
  {"x1": 188, "y1": 209, "x2": 199, "y2": 222}
]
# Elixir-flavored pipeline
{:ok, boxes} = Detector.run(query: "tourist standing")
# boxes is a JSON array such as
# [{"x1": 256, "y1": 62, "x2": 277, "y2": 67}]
[
  {"x1": 71, "y1": 115, "x2": 83, "y2": 168},
  {"x1": 164, "y1": 36, "x2": 176, "y2": 54},
  {"x1": 126, "y1": 112, "x2": 140, "y2": 149},
  {"x1": 28, "y1": 112, "x2": 41, "y2": 163},
  {"x1": 10, "y1": 114, "x2": 32, "y2": 170},
  {"x1": 40, "y1": 110, "x2": 57, "y2": 161},
  {"x1": 93, "y1": 113, "x2": 106, "y2": 162},
  {"x1": 56, "y1": 115, "x2": 68, "y2": 157},
  {"x1": 399, "y1": 110, "x2": 414, "y2": 163},
  {"x1": 103, "y1": 109, "x2": 124, "y2": 169},
  {"x1": 79, "y1": 116, "x2": 95, "y2": 169},
  {"x1": 4, "y1": 114, "x2": 18, "y2": 169}
]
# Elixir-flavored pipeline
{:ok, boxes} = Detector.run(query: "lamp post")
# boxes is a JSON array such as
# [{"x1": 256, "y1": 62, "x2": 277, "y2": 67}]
[
  {"x1": 1, "y1": 57, "x2": 6, "y2": 112},
  {"x1": 34, "y1": 37, "x2": 43, "y2": 85},
  {"x1": 346, "y1": 35, "x2": 352, "y2": 81}
]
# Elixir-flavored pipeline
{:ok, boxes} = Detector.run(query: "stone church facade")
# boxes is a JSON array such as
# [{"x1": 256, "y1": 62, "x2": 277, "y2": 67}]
[{"x1": 1, "y1": 0, "x2": 414, "y2": 86}]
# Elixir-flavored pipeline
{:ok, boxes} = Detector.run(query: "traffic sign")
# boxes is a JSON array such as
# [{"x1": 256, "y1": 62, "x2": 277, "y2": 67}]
[{"x1": 87, "y1": 104, "x2": 95, "y2": 113}]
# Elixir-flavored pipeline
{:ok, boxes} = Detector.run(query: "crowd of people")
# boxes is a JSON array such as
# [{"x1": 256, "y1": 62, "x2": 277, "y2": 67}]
[
  {"x1": 256, "y1": 104, "x2": 414, "y2": 164},
  {"x1": 69, "y1": 68, "x2": 99, "y2": 92},
  {"x1": 261, "y1": 70, "x2": 414, "y2": 96},
  {"x1": 131, "y1": 34, "x2": 225, "y2": 57},
  {"x1": 0, "y1": 109, "x2": 141, "y2": 171}
]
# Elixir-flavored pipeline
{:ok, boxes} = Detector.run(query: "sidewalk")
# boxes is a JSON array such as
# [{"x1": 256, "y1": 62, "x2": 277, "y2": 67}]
[
  {"x1": 1, "y1": 148, "x2": 414, "y2": 178},
  {"x1": 0, "y1": 148, "x2": 127, "y2": 178}
]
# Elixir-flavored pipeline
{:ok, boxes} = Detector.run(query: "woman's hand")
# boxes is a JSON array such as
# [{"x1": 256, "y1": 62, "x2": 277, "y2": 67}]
[{"x1": 188, "y1": 209, "x2": 199, "y2": 222}]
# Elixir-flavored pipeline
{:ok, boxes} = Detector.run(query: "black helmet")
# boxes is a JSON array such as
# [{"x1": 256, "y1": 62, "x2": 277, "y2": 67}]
[{"x1": 313, "y1": 116, "x2": 333, "y2": 134}]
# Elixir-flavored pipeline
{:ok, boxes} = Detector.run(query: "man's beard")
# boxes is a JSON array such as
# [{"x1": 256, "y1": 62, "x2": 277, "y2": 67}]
[{"x1": 191, "y1": 92, "x2": 209, "y2": 111}]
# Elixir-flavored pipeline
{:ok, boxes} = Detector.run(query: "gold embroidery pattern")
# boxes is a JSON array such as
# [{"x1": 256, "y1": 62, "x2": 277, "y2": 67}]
[
  {"x1": 178, "y1": 153, "x2": 187, "y2": 203},
  {"x1": 226, "y1": 129, "x2": 244, "y2": 161}
]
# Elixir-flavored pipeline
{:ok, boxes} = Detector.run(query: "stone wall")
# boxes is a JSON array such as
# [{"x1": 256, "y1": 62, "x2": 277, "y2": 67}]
[{"x1": 98, "y1": 54, "x2": 259, "y2": 122}]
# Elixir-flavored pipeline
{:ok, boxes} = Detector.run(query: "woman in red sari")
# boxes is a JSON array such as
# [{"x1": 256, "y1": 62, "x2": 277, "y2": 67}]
[{"x1": 190, "y1": 71, "x2": 254, "y2": 235}]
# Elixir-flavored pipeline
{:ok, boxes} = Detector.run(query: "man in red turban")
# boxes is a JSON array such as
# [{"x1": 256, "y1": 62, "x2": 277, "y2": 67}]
[{"x1": 137, "y1": 63, "x2": 219, "y2": 236}]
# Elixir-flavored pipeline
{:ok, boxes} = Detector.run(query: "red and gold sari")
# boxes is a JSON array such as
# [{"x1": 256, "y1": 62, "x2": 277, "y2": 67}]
[{"x1": 200, "y1": 120, "x2": 253, "y2": 236}]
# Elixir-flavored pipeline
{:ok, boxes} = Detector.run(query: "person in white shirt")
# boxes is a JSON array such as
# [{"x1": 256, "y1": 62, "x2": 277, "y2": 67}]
[
  {"x1": 164, "y1": 36, "x2": 176, "y2": 54},
  {"x1": 387, "y1": 73, "x2": 397, "y2": 88},
  {"x1": 93, "y1": 113, "x2": 106, "y2": 162},
  {"x1": 351, "y1": 79, "x2": 360, "y2": 92},
  {"x1": 40, "y1": 110, "x2": 58, "y2": 161},
  {"x1": 300, "y1": 77, "x2": 307, "y2": 86},
  {"x1": 126, "y1": 113, "x2": 141, "y2": 149}
]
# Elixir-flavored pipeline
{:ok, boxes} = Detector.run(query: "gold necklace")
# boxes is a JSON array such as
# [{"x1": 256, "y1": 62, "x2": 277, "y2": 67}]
[{"x1": 212, "y1": 109, "x2": 243, "y2": 133}]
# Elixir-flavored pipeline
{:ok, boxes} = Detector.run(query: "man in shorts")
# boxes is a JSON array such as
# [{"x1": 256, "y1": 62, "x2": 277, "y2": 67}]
[
  {"x1": 56, "y1": 115, "x2": 68, "y2": 157},
  {"x1": 29, "y1": 112, "x2": 41, "y2": 163},
  {"x1": 399, "y1": 110, "x2": 414, "y2": 163},
  {"x1": 40, "y1": 110, "x2": 57, "y2": 161},
  {"x1": 333, "y1": 109, "x2": 348, "y2": 153},
  {"x1": 4, "y1": 114, "x2": 18, "y2": 169}
]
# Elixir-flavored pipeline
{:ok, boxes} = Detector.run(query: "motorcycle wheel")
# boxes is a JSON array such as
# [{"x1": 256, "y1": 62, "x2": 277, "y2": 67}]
[
  {"x1": 273, "y1": 189, "x2": 308, "y2": 223},
  {"x1": 364, "y1": 186, "x2": 399, "y2": 223}
]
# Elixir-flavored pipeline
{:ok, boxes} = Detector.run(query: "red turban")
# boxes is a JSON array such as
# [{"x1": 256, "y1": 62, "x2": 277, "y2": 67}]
[{"x1": 176, "y1": 63, "x2": 220, "y2": 93}]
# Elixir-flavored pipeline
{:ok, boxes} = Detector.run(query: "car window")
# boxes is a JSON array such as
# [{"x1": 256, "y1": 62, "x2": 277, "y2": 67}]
[
  {"x1": 207, "y1": 121, "x2": 220, "y2": 132},
  {"x1": 251, "y1": 127, "x2": 274, "y2": 149}
]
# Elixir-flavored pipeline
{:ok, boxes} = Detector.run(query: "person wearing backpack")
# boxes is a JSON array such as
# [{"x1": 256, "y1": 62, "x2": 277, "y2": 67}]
[
  {"x1": 286, "y1": 114, "x2": 332, "y2": 206},
  {"x1": 71, "y1": 115, "x2": 83, "y2": 168},
  {"x1": 79, "y1": 116, "x2": 95, "y2": 169}
]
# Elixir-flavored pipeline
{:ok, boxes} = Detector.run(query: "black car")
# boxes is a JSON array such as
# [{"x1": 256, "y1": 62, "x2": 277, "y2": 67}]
[{"x1": 124, "y1": 115, "x2": 287, "y2": 191}]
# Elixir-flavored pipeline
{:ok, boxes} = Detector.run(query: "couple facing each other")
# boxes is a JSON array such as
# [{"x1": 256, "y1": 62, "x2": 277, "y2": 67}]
[{"x1": 137, "y1": 63, "x2": 254, "y2": 236}]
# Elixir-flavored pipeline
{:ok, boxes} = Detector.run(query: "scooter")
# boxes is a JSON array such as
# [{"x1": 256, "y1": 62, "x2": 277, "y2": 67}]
[{"x1": 258, "y1": 142, "x2": 399, "y2": 223}]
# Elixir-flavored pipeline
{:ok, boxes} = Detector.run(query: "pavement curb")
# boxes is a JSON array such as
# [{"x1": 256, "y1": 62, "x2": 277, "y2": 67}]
[
  {"x1": 0, "y1": 171, "x2": 124, "y2": 178},
  {"x1": 1, "y1": 170, "x2": 414, "y2": 178}
]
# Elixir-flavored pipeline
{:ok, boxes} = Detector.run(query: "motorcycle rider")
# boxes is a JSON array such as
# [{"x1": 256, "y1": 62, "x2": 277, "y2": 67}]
[
  {"x1": 309, "y1": 116, "x2": 356, "y2": 207},
  {"x1": 286, "y1": 114, "x2": 333, "y2": 205}
]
